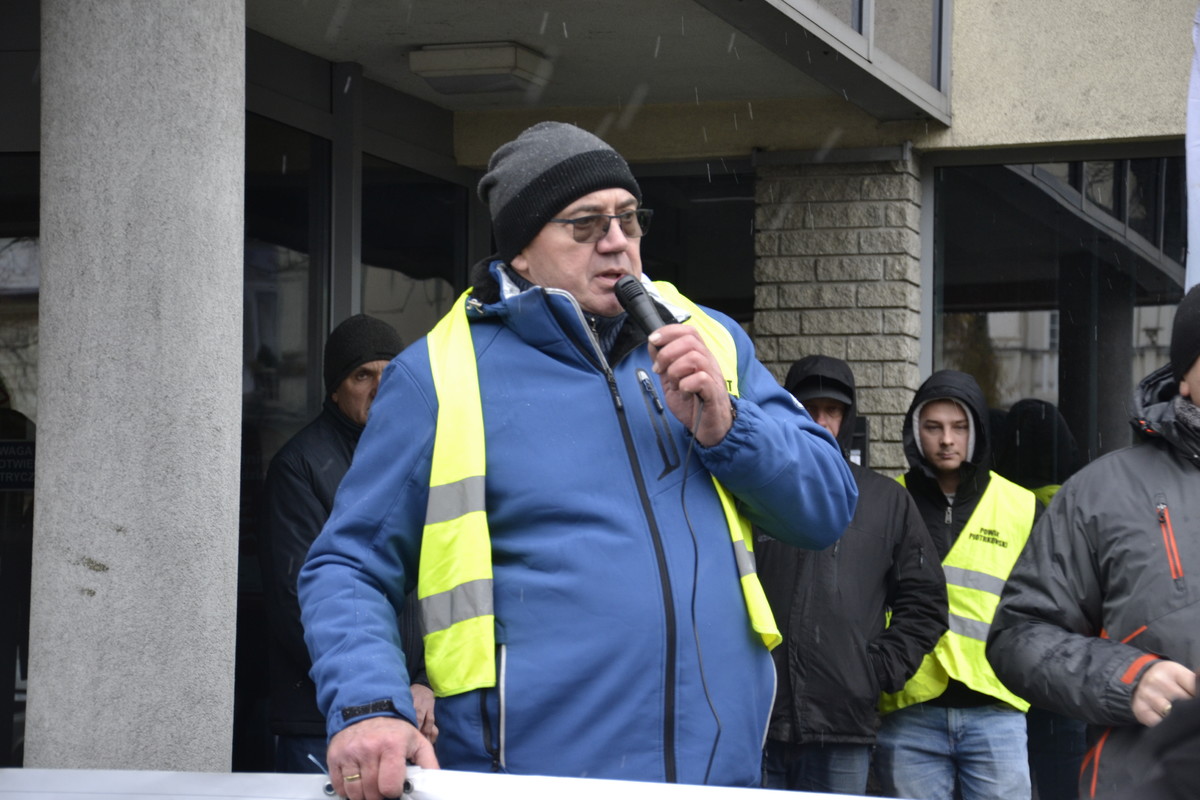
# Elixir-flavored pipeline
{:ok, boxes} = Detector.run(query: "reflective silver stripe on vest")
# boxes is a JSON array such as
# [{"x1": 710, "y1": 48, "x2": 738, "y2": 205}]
[
  {"x1": 420, "y1": 577, "x2": 494, "y2": 634},
  {"x1": 943, "y1": 565, "x2": 1007, "y2": 597},
  {"x1": 948, "y1": 612, "x2": 992, "y2": 642},
  {"x1": 425, "y1": 475, "x2": 486, "y2": 526},
  {"x1": 733, "y1": 538, "x2": 756, "y2": 578}
]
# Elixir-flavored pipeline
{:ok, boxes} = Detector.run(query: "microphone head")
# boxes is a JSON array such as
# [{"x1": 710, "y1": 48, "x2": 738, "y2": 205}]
[
  {"x1": 614, "y1": 274, "x2": 644, "y2": 307},
  {"x1": 614, "y1": 274, "x2": 663, "y2": 336}
]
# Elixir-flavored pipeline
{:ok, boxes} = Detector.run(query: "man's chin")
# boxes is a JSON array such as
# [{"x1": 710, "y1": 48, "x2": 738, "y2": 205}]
[{"x1": 585, "y1": 296, "x2": 625, "y2": 318}]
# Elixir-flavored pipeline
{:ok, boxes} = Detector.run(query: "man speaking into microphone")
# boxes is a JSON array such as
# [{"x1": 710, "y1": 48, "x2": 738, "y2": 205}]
[{"x1": 298, "y1": 121, "x2": 857, "y2": 799}]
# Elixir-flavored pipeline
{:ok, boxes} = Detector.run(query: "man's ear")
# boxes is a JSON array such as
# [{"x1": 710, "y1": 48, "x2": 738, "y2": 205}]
[
  {"x1": 510, "y1": 252, "x2": 528, "y2": 275},
  {"x1": 1182, "y1": 377, "x2": 1193, "y2": 399}
]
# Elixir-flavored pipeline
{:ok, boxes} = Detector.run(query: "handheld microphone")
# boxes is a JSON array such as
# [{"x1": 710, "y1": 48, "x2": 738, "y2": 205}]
[{"x1": 615, "y1": 275, "x2": 664, "y2": 336}]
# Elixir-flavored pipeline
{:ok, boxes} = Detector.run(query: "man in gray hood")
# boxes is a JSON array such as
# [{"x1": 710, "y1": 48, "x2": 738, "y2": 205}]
[{"x1": 988, "y1": 285, "x2": 1200, "y2": 799}]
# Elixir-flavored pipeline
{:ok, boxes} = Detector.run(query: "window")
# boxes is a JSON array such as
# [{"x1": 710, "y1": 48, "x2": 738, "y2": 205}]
[
  {"x1": 360, "y1": 153, "x2": 465, "y2": 347},
  {"x1": 638, "y1": 169, "x2": 756, "y2": 322},
  {"x1": 236, "y1": 114, "x2": 331, "y2": 771},
  {"x1": 935, "y1": 157, "x2": 1184, "y2": 466},
  {"x1": 0, "y1": 152, "x2": 38, "y2": 767}
]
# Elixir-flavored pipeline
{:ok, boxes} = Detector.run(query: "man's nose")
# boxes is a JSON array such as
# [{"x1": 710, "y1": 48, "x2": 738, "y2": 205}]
[{"x1": 595, "y1": 218, "x2": 629, "y2": 250}]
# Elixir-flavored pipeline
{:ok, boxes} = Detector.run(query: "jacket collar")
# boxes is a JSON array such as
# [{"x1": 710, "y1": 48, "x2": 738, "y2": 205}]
[
  {"x1": 322, "y1": 396, "x2": 364, "y2": 442},
  {"x1": 1133, "y1": 363, "x2": 1200, "y2": 466},
  {"x1": 467, "y1": 259, "x2": 686, "y2": 368}
]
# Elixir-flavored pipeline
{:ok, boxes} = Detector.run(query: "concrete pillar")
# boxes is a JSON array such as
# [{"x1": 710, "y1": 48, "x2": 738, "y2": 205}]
[
  {"x1": 27, "y1": 1, "x2": 245, "y2": 770},
  {"x1": 754, "y1": 159, "x2": 922, "y2": 475}
]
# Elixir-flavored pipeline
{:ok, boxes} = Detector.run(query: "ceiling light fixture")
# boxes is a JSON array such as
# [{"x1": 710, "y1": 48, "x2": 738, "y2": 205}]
[{"x1": 408, "y1": 42, "x2": 553, "y2": 95}]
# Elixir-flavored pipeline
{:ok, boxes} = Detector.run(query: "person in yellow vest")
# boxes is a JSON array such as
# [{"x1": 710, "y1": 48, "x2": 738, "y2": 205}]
[
  {"x1": 988, "y1": 285, "x2": 1200, "y2": 799},
  {"x1": 874, "y1": 369, "x2": 1040, "y2": 800},
  {"x1": 297, "y1": 121, "x2": 858, "y2": 800}
]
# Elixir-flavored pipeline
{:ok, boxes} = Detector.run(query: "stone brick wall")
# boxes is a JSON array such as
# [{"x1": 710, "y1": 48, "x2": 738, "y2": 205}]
[{"x1": 752, "y1": 159, "x2": 922, "y2": 476}]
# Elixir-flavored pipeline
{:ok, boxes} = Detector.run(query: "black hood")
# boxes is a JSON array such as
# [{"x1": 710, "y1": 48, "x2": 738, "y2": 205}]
[
  {"x1": 994, "y1": 398, "x2": 1082, "y2": 489},
  {"x1": 784, "y1": 355, "x2": 857, "y2": 456},
  {"x1": 902, "y1": 369, "x2": 991, "y2": 485}
]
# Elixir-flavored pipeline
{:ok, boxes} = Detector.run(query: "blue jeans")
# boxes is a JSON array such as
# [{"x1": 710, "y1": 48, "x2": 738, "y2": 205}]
[
  {"x1": 274, "y1": 733, "x2": 329, "y2": 774},
  {"x1": 762, "y1": 738, "x2": 871, "y2": 795},
  {"x1": 1026, "y1": 706, "x2": 1086, "y2": 800},
  {"x1": 875, "y1": 704, "x2": 1031, "y2": 800}
]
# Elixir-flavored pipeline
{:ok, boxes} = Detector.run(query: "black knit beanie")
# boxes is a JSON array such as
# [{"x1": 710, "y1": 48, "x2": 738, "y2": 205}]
[
  {"x1": 323, "y1": 314, "x2": 403, "y2": 395},
  {"x1": 1171, "y1": 285, "x2": 1200, "y2": 382},
  {"x1": 478, "y1": 121, "x2": 642, "y2": 266}
]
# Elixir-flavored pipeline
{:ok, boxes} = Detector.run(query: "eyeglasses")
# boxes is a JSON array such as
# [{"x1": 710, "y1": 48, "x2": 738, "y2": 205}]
[{"x1": 548, "y1": 209, "x2": 654, "y2": 243}]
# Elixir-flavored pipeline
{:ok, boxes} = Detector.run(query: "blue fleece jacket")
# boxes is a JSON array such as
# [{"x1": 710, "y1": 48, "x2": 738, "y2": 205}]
[{"x1": 298, "y1": 266, "x2": 856, "y2": 786}]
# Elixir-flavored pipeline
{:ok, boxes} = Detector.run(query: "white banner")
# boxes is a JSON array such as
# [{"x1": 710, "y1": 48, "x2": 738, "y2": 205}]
[
  {"x1": 1186, "y1": 4, "x2": 1200, "y2": 291},
  {"x1": 0, "y1": 767, "x2": 865, "y2": 800}
]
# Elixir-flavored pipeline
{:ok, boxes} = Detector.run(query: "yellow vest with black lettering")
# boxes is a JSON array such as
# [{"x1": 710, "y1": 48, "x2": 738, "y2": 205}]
[
  {"x1": 879, "y1": 471, "x2": 1036, "y2": 713},
  {"x1": 418, "y1": 281, "x2": 781, "y2": 697}
]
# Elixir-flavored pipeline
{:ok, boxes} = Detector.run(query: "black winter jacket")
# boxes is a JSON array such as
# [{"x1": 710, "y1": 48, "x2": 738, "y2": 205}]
[
  {"x1": 259, "y1": 399, "x2": 425, "y2": 736},
  {"x1": 758, "y1": 356, "x2": 947, "y2": 744},
  {"x1": 988, "y1": 364, "x2": 1200, "y2": 797}
]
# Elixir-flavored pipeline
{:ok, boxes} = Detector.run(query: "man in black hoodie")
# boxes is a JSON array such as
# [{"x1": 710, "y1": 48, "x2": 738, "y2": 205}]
[
  {"x1": 757, "y1": 356, "x2": 946, "y2": 795},
  {"x1": 258, "y1": 314, "x2": 434, "y2": 772},
  {"x1": 875, "y1": 369, "x2": 1040, "y2": 800},
  {"x1": 988, "y1": 286, "x2": 1200, "y2": 799}
]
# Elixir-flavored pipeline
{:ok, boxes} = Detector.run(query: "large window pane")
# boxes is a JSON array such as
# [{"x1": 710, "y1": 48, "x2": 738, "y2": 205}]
[
  {"x1": 0, "y1": 152, "x2": 37, "y2": 767},
  {"x1": 936, "y1": 159, "x2": 1185, "y2": 472},
  {"x1": 237, "y1": 113, "x2": 330, "y2": 772},
  {"x1": 360, "y1": 154, "x2": 464, "y2": 346},
  {"x1": 639, "y1": 170, "x2": 756, "y2": 322},
  {"x1": 243, "y1": 114, "x2": 329, "y2": 460}
]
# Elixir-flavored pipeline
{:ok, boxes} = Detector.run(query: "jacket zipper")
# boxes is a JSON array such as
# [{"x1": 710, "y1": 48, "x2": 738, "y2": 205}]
[
  {"x1": 480, "y1": 687, "x2": 497, "y2": 770},
  {"x1": 1156, "y1": 498, "x2": 1184, "y2": 580},
  {"x1": 567, "y1": 292, "x2": 679, "y2": 782},
  {"x1": 498, "y1": 643, "x2": 507, "y2": 769},
  {"x1": 480, "y1": 643, "x2": 507, "y2": 771},
  {"x1": 637, "y1": 367, "x2": 681, "y2": 478}
]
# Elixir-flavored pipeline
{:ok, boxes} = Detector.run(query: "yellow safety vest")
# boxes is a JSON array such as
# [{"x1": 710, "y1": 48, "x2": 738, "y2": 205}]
[
  {"x1": 1031, "y1": 483, "x2": 1060, "y2": 507},
  {"x1": 418, "y1": 281, "x2": 779, "y2": 697},
  {"x1": 880, "y1": 471, "x2": 1036, "y2": 713}
]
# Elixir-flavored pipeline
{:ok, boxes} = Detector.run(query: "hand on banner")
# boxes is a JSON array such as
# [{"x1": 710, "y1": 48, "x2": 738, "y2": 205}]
[{"x1": 327, "y1": 716, "x2": 439, "y2": 800}]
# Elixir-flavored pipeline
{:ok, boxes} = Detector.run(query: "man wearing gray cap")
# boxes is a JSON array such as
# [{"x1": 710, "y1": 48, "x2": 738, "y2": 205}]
[{"x1": 298, "y1": 121, "x2": 857, "y2": 798}]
